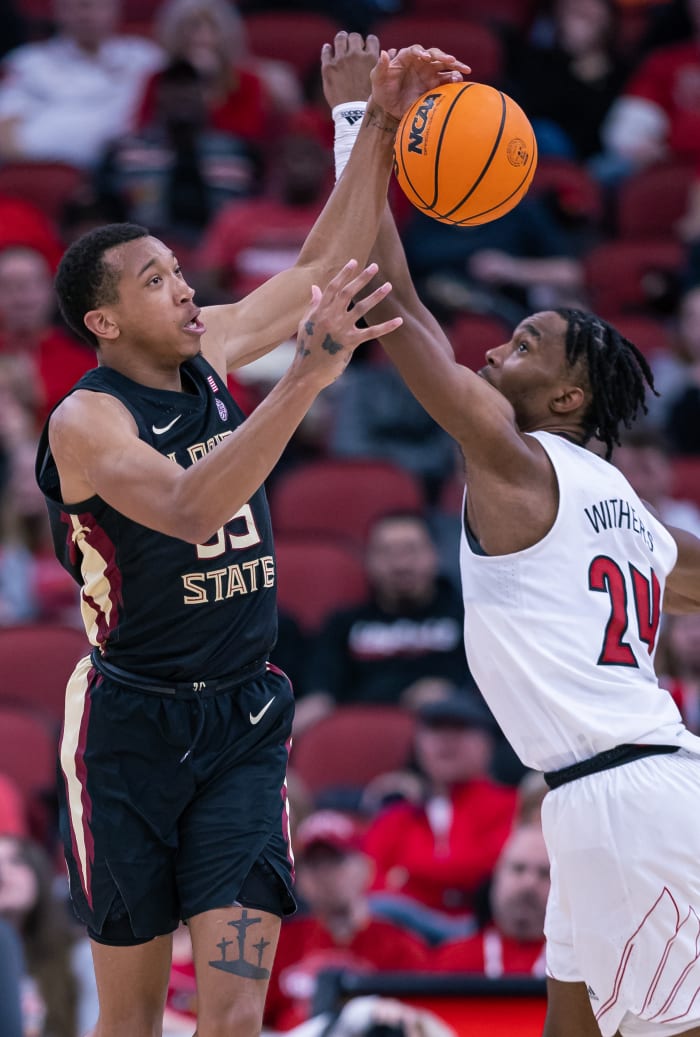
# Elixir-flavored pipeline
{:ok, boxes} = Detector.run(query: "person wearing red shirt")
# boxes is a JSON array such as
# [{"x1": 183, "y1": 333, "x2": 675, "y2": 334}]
[
  {"x1": 601, "y1": 0, "x2": 700, "y2": 171},
  {"x1": 362, "y1": 695, "x2": 517, "y2": 929},
  {"x1": 433, "y1": 823, "x2": 550, "y2": 978},
  {"x1": 0, "y1": 246, "x2": 94, "y2": 426},
  {"x1": 264, "y1": 810, "x2": 429, "y2": 1033},
  {"x1": 137, "y1": 0, "x2": 278, "y2": 148}
]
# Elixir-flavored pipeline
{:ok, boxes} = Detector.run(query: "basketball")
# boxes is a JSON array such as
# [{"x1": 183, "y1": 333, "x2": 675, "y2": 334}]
[{"x1": 393, "y1": 81, "x2": 538, "y2": 226}]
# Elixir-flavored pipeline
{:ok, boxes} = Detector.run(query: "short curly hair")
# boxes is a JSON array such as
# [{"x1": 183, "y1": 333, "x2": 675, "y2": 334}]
[{"x1": 54, "y1": 223, "x2": 150, "y2": 348}]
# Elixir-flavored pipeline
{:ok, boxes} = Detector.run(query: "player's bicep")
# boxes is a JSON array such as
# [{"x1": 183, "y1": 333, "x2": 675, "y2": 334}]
[{"x1": 49, "y1": 394, "x2": 189, "y2": 540}]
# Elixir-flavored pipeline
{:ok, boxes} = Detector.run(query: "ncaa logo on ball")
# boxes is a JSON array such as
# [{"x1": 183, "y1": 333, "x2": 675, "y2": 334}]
[
  {"x1": 407, "y1": 92, "x2": 443, "y2": 155},
  {"x1": 506, "y1": 138, "x2": 529, "y2": 167}
]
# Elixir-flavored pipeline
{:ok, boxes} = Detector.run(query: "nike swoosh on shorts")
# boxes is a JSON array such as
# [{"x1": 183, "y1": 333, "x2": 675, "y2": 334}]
[{"x1": 249, "y1": 698, "x2": 276, "y2": 725}]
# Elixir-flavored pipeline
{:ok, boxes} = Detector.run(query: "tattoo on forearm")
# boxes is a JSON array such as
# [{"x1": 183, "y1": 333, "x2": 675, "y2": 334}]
[
  {"x1": 208, "y1": 909, "x2": 271, "y2": 979},
  {"x1": 367, "y1": 108, "x2": 400, "y2": 135},
  {"x1": 297, "y1": 337, "x2": 310, "y2": 358},
  {"x1": 321, "y1": 334, "x2": 343, "y2": 356},
  {"x1": 305, "y1": 320, "x2": 315, "y2": 335}
]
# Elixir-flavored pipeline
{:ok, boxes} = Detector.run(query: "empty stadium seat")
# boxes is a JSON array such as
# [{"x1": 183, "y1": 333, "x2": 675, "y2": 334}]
[
  {"x1": 375, "y1": 16, "x2": 503, "y2": 85},
  {"x1": 290, "y1": 704, "x2": 416, "y2": 798},
  {"x1": 270, "y1": 459, "x2": 424, "y2": 547},
  {"x1": 0, "y1": 624, "x2": 87, "y2": 729},
  {"x1": 0, "y1": 706, "x2": 59, "y2": 845},
  {"x1": 584, "y1": 238, "x2": 684, "y2": 315},
  {"x1": 616, "y1": 162, "x2": 694, "y2": 240},
  {"x1": 243, "y1": 12, "x2": 340, "y2": 80},
  {"x1": 275, "y1": 536, "x2": 368, "y2": 635},
  {"x1": 448, "y1": 313, "x2": 511, "y2": 370}
]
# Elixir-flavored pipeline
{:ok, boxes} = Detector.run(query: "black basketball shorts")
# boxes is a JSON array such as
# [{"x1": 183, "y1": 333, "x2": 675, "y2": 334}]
[{"x1": 57, "y1": 656, "x2": 296, "y2": 945}]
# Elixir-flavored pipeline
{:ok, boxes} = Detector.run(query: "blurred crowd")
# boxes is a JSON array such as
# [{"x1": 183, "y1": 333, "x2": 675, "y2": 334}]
[{"x1": 0, "y1": 0, "x2": 699, "y2": 1034}]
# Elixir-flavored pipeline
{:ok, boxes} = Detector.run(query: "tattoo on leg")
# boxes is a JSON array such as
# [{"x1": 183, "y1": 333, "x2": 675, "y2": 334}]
[
  {"x1": 208, "y1": 909, "x2": 271, "y2": 979},
  {"x1": 321, "y1": 334, "x2": 343, "y2": 356}
]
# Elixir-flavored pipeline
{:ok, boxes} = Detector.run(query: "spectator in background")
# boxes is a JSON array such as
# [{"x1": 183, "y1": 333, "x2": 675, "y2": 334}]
[
  {"x1": 0, "y1": 835, "x2": 99, "y2": 1037},
  {"x1": 433, "y1": 823, "x2": 549, "y2": 977},
  {"x1": 665, "y1": 374, "x2": 700, "y2": 454},
  {"x1": 0, "y1": 916, "x2": 24, "y2": 1037},
  {"x1": 0, "y1": 0, "x2": 162, "y2": 169},
  {"x1": 297, "y1": 512, "x2": 471, "y2": 734},
  {"x1": 194, "y1": 108, "x2": 332, "y2": 302},
  {"x1": 0, "y1": 357, "x2": 44, "y2": 627},
  {"x1": 362, "y1": 694, "x2": 517, "y2": 943},
  {"x1": 139, "y1": 0, "x2": 282, "y2": 151},
  {"x1": 599, "y1": 0, "x2": 700, "y2": 180},
  {"x1": 0, "y1": 247, "x2": 94, "y2": 427},
  {"x1": 612, "y1": 427, "x2": 700, "y2": 537},
  {"x1": 264, "y1": 810, "x2": 428, "y2": 1032},
  {"x1": 503, "y1": 0, "x2": 629, "y2": 162},
  {"x1": 658, "y1": 612, "x2": 700, "y2": 733},
  {"x1": 644, "y1": 282, "x2": 700, "y2": 428},
  {"x1": 96, "y1": 58, "x2": 257, "y2": 248}
]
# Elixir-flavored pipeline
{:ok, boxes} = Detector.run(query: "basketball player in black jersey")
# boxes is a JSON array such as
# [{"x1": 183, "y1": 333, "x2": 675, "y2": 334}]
[{"x1": 33, "y1": 39, "x2": 469, "y2": 1037}]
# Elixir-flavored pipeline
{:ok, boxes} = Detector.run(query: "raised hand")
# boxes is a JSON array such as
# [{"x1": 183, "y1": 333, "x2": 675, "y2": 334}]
[
  {"x1": 370, "y1": 44, "x2": 471, "y2": 119},
  {"x1": 290, "y1": 260, "x2": 402, "y2": 389},
  {"x1": 321, "y1": 31, "x2": 379, "y2": 109}
]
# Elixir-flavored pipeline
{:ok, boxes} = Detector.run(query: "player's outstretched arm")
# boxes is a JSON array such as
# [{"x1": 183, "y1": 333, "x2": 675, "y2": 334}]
[
  {"x1": 320, "y1": 34, "x2": 539, "y2": 480},
  {"x1": 663, "y1": 525, "x2": 700, "y2": 612},
  {"x1": 49, "y1": 262, "x2": 401, "y2": 544},
  {"x1": 200, "y1": 34, "x2": 468, "y2": 376}
]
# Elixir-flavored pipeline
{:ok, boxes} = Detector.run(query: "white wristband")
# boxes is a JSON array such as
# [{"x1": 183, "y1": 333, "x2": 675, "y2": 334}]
[{"x1": 332, "y1": 101, "x2": 368, "y2": 180}]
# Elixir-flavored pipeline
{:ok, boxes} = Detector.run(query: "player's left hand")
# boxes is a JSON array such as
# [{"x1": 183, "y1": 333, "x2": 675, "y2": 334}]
[{"x1": 370, "y1": 44, "x2": 471, "y2": 119}]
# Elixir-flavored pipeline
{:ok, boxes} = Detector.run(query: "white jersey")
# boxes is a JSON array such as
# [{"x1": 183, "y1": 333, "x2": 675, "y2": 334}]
[{"x1": 460, "y1": 430, "x2": 695, "y2": 773}]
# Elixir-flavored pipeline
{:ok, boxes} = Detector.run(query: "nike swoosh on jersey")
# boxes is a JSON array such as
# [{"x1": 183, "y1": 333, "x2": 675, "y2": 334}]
[
  {"x1": 152, "y1": 415, "x2": 182, "y2": 435},
  {"x1": 249, "y1": 698, "x2": 275, "y2": 725}
]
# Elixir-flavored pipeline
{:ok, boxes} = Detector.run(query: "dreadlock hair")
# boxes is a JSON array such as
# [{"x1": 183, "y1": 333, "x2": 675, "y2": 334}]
[
  {"x1": 54, "y1": 222, "x2": 150, "y2": 349},
  {"x1": 554, "y1": 308, "x2": 658, "y2": 460}
]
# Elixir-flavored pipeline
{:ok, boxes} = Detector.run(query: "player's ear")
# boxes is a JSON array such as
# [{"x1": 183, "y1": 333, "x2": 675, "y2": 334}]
[
  {"x1": 550, "y1": 384, "x2": 585, "y2": 415},
  {"x1": 84, "y1": 308, "x2": 119, "y2": 342}
]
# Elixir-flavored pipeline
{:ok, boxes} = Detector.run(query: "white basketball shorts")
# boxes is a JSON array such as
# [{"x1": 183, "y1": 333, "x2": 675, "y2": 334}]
[{"x1": 542, "y1": 748, "x2": 700, "y2": 1037}]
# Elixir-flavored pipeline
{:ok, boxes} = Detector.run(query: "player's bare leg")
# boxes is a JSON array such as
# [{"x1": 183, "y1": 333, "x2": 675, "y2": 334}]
[
  {"x1": 544, "y1": 977, "x2": 700, "y2": 1037},
  {"x1": 90, "y1": 934, "x2": 174, "y2": 1037},
  {"x1": 188, "y1": 904, "x2": 281, "y2": 1037}
]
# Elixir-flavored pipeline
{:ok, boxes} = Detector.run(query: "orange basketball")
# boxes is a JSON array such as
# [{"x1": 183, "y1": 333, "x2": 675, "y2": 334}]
[{"x1": 394, "y1": 81, "x2": 538, "y2": 226}]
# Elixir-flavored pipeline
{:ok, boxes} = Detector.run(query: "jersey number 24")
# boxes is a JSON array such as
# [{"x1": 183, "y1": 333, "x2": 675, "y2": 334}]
[{"x1": 589, "y1": 556, "x2": 660, "y2": 667}]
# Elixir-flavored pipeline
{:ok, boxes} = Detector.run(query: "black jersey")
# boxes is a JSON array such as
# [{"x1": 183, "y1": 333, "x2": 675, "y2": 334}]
[{"x1": 35, "y1": 355, "x2": 277, "y2": 680}]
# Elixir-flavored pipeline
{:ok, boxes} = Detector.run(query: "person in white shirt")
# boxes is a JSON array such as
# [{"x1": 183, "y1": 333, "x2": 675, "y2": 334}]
[
  {"x1": 321, "y1": 30, "x2": 700, "y2": 1037},
  {"x1": 0, "y1": 0, "x2": 162, "y2": 169}
]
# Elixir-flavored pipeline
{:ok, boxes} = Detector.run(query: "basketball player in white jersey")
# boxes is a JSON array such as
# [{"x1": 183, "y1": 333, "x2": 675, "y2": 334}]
[{"x1": 322, "y1": 32, "x2": 700, "y2": 1037}]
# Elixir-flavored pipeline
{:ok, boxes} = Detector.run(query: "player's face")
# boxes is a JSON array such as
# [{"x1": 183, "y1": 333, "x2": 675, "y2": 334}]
[
  {"x1": 103, "y1": 236, "x2": 206, "y2": 361},
  {"x1": 480, "y1": 311, "x2": 580, "y2": 430}
]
